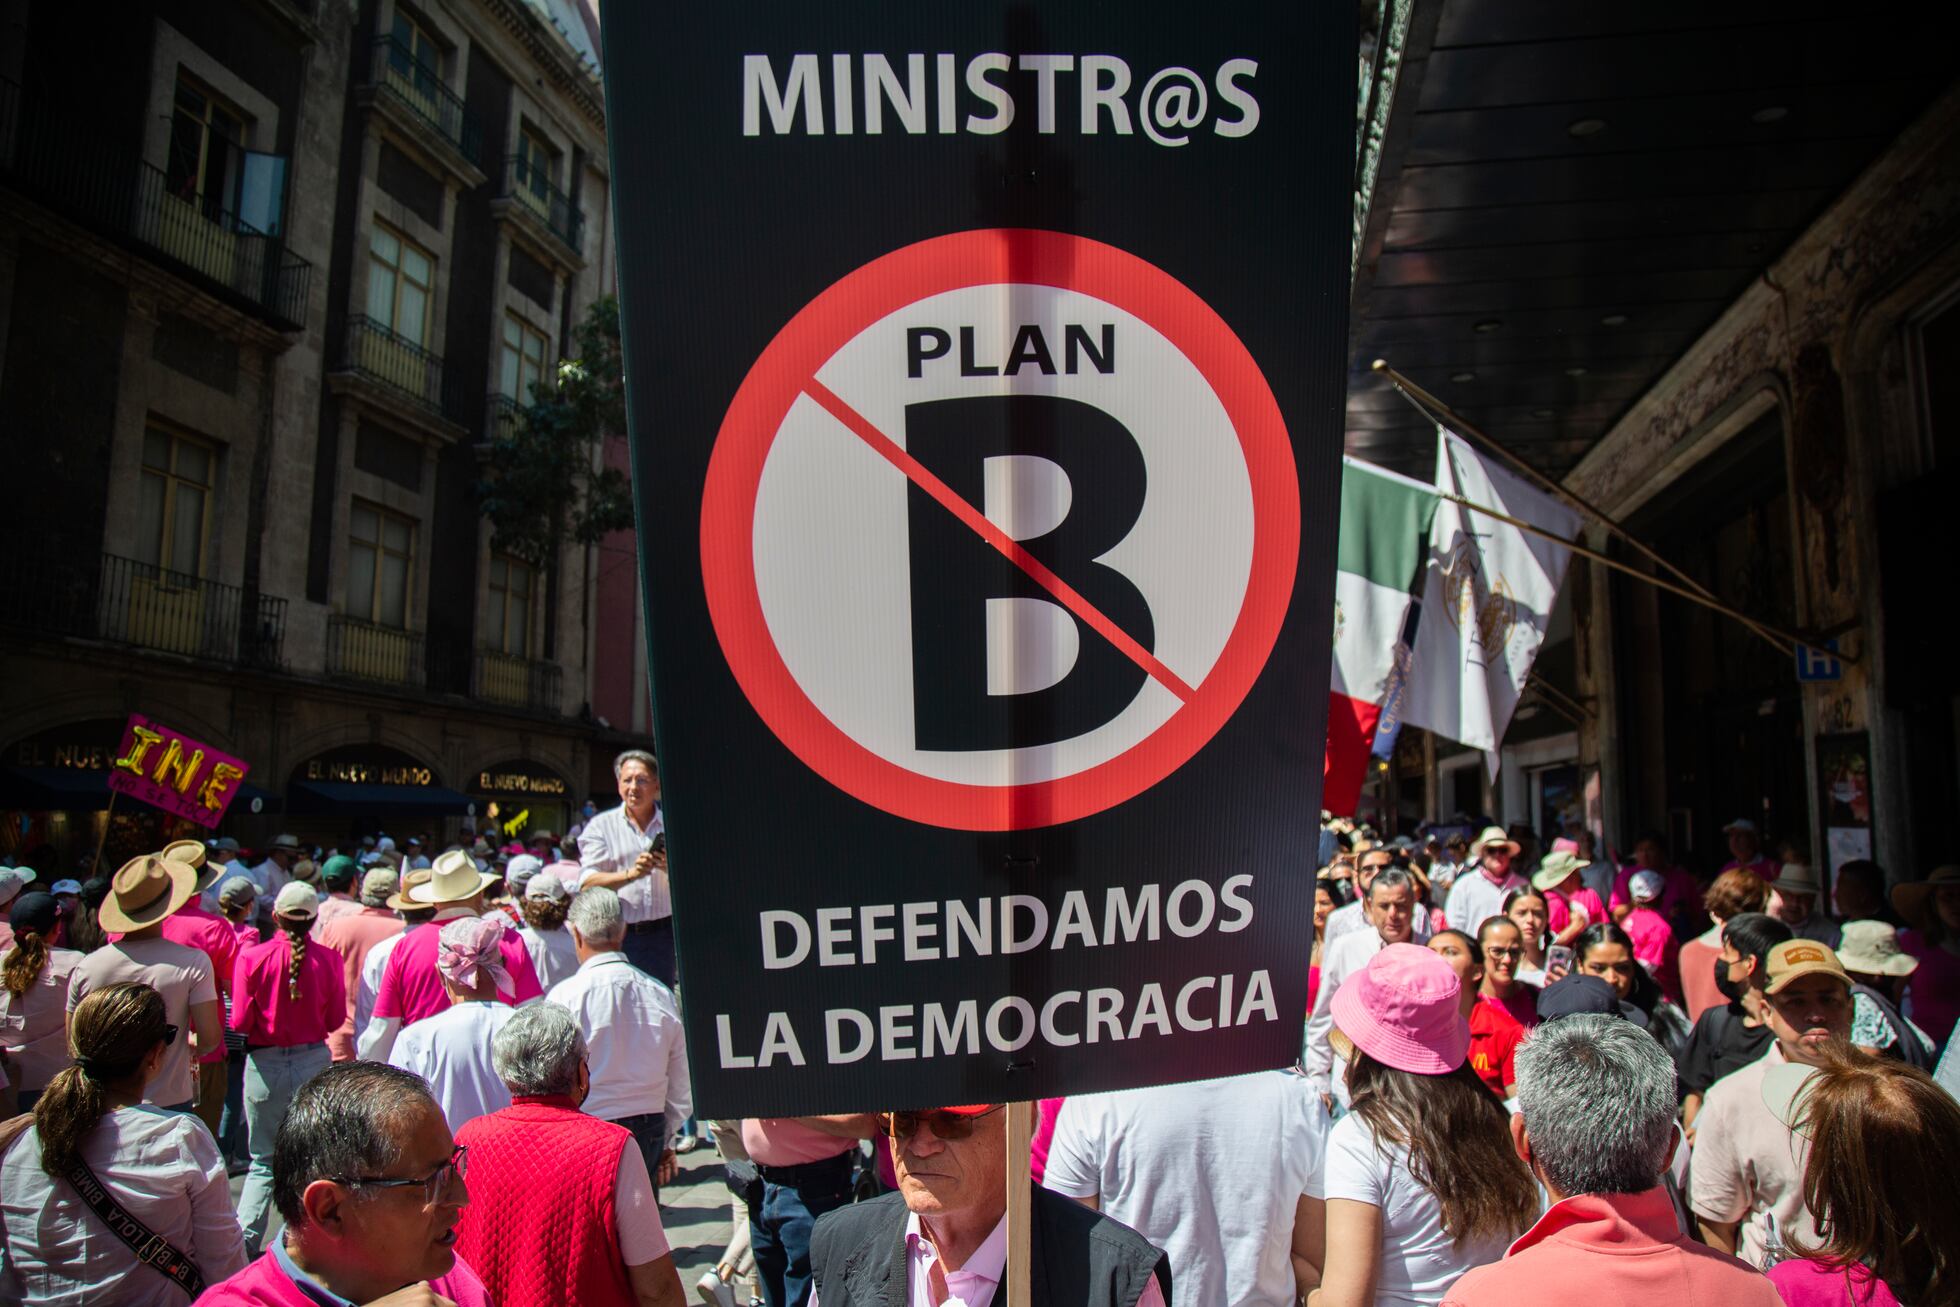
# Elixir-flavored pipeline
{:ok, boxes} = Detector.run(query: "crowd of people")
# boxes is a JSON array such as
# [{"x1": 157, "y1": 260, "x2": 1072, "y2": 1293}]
[{"x1": 3, "y1": 777, "x2": 1960, "y2": 1306}]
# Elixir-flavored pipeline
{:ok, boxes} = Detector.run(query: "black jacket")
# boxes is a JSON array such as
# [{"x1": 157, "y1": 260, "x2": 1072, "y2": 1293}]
[{"x1": 810, "y1": 1185, "x2": 1171, "y2": 1307}]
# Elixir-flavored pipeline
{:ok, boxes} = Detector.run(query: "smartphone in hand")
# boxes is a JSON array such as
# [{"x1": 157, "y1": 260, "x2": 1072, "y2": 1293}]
[{"x1": 1546, "y1": 943, "x2": 1575, "y2": 975}]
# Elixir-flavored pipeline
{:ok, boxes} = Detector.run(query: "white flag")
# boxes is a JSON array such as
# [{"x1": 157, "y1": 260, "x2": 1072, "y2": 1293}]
[{"x1": 1401, "y1": 428, "x2": 1582, "y2": 771}]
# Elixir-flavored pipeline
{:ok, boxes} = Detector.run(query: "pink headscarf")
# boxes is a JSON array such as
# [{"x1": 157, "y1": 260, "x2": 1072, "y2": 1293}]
[{"x1": 436, "y1": 914, "x2": 514, "y2": 998}]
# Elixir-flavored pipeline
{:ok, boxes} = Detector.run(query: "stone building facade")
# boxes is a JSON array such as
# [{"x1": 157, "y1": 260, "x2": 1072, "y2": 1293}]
[{"x1": 0, "y1": 0, "x2": 649, "y2": 868}]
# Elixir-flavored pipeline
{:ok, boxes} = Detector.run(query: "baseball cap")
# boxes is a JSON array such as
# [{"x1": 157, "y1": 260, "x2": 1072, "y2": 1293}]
[
  {"x1": 360, "y1": 867, "x2": 401, "y2": 904},
  {"x1": 49, "y1": 878, "x2": 83, "y2": 896},
  {"x1": 1629, "y1": 870, "x2": 1666, "y2": 903},
  {"x1": 1763, "y1": 939, "x2": 1851, "y2": 996},
  {"x1": 524, "y1": 876, "x2": 569, "y2": 904},
  {"x1": 1723, "y1": 818, "x2": 1759, "y2": 835},
  {"x1": 1536, "y1": 973, "x2": 1648, "y2": 1028},
  {"x1": 273, "y1": 882, "x2": 321, "y2": 920},
  {"x1": 0, "y1": 867, "x2": 39, "y2": 907}
]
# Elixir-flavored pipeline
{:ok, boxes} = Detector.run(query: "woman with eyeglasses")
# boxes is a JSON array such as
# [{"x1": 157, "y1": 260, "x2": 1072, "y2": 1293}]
[
  {"x1": 1475, "y1": 916, "x2": 1540, "y2": 1030},
  {"x1": 0, "y1": 981, "x2": 249, "y2": 1305}
]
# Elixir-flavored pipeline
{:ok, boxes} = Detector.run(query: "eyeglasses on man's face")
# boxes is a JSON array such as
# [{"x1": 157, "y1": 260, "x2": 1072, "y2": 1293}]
[{"x1": 339, "y1": 1143, "x2": 468, "y2": 1208}]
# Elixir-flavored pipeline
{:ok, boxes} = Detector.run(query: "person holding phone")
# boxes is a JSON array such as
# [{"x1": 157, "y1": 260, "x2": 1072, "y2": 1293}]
[{"x1": 576, "y1": 750, "x2": 675, "y2": 985}]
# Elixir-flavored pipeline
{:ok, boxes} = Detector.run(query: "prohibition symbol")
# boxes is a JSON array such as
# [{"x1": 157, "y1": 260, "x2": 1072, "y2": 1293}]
[{"x1": 701, "y1": 229, "x2": 1299, "y2": 830}]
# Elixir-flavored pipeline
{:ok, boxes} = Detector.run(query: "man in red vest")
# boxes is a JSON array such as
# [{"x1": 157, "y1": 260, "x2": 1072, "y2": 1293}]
[{"x1": 455, "y1": 1000, "x2": 686, "y2": 1306}]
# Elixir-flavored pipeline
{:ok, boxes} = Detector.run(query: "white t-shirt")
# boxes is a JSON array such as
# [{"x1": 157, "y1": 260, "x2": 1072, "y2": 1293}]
[
  {"x1": 1323, "y1": 1112, "x2": 1521, "y2": 1306},
  {"x1": 0, "y1": 1104, "x2": 249, "y2": 1306},
  {"x1": 387, "y1": 1001, "x2": 516, "y2": 1132},
  {"x1": 1043, "y1": 1071, "x2": 1326, "y2": 1307},
  {"x1": 518, "y1": 923, "x2": 580, "y2": 992}
]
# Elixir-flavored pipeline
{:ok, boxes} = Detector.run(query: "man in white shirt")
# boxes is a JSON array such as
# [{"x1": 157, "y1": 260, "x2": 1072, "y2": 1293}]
[
  {"x1": 385, "y1": 915, "x2": 518, "y2": 1132},
  {"x1": 248, "y1": 834, "x2": 303, "y2": 920},
  {"x1": 1444, "y1": 825, "x2": 1528, "y2": 937},
  {"x1": 1043, "y1": 1070, "x2": 1327, "y2": 1306},
  {"x1": 548, "y1": 885, "x2": 690, "y2": 1195},
  {"x1": 1324, "y1": 848, "x2": 1433, "y2": 947},
  {"x1": 1305, "y1": 867, "x2": 1418, "y2": 1104},
  {"x1": 577, "y1": 749, "x2": 673, "y2": 984}
]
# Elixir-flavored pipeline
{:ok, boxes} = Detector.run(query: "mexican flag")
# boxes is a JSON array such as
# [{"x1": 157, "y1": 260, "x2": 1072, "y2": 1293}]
[{"x1": 1325, "y1": 457, "x2": 1439, "y2": 815}]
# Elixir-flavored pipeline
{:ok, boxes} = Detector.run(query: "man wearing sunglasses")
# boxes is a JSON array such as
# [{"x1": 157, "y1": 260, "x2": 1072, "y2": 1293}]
[
  {"x1": 809, "y1": 1104, "x2": 1169, "y2": 1307},
  {"x1": 198, "y1": 1061, "x2": 494, "y2": 1306}
]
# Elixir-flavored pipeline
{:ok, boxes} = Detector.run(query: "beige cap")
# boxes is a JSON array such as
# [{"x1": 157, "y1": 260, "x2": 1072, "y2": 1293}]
[{"x1": 1763, "y1": 938, "x2": 1851, "y2": 996}]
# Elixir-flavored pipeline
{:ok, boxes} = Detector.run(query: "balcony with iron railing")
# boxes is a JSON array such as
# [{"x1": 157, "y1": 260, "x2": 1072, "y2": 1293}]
[
  {"x1": 367, "y1": 37, "x2": 482, "y2": 175},
  {"x1": 475, "y1": 649, "x2": 562, "y2": 714},
  {"x1": 497, "y1": 153, "x2": 583, "y2": 259},
  {"x1": 0, "y1": 551, "x2": 286, "y2": 668},
  {"x1": 0, "y1": 77, "x2": 311, "y2": 330},
  {"x1": 326, "y1": 613, "x2": 425, "y2": 687},
  {"x1": 342, "y1": 315, "x2": 458, "y2": 420}
]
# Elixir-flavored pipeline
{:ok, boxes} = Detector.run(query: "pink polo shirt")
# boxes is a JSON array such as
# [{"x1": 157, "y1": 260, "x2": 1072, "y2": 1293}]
[
  {"x1": 314, "y1": 906, "x2": 405, "y2": 1060},
  {"x1": 373, "y1": 914, "x2": 542, "y2": 1027},
  {"x1": 1442, "y1": 1188, "x2": 1783, "y2": 1307},
  {"x1": 197, "y1": 1248, "x2": 494, "y2": 1307},
  {"x1": 1545, "y1": 886, "x2": 1609, "y2": 936},
  {"x1": 742, "y1": 1117, "x2": 857, "y2": 1167},
  {"x1": 1768, "y1": 1258, "x2": 1902, "y2": 1307},
  {"x1": 1623, "y1": 905, "x2": 1684, "y2": 1003},
  {"x1": 230, "y1": 934, "x2": 347, "y2": 1048}
]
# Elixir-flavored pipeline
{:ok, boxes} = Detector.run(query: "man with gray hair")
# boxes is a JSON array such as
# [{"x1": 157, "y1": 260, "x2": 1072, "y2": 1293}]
[
  {"x1": 548, "y1": 886, "x2": 691, "y2": 1196},
  {"x1": 1440, "y1": 1015, "x2": 1781, "y2": 1306},
  {"x1": 195, "y1": 1062, "x2": 494, "y2": 1304},
  {"x1": 451, "y1": 1003, "x2": 686, "y2": 1307},
  {"x1": 577, "y1": 748, "x2": 675, "y2": 983}
]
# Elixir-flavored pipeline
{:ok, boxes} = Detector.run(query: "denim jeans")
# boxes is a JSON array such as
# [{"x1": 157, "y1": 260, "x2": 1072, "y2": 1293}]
[
  {"x1": 217, "y1": 1049, "x2": 248, "y2": 1166},
  {"x1": 610, "y1": 1111, "x2": 670, "y2": 1200},
  {"x1": 750, "y1": 1163, "x2": 854, "y2": 1307},
  {"x1": 237, "y1": 1044, "x2": 332, "y2": 1253}
]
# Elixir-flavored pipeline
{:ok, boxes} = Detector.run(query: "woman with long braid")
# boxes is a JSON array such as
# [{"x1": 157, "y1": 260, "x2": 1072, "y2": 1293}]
[
  {"x1": 0, "y1": 981, "x2": 248, "y2": 1303},
  {"x1": 227, "y1": 882, "x2": 344, "y2": 1255}
]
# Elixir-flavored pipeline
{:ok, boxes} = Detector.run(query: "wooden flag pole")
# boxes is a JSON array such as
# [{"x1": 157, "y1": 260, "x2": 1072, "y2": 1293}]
[
  {"x1": 87, "y1": 790, "x2": 118, "y2": 881},
  {"x1": 1434, "y1": 489, "x2": 1823, "y2": 655},
  {"x1": 1370, "y1": 359, "x2": 1841, "y2": 661},
  {"x1": 1004, "y1": 1101, "x2": 1033, "y2": 1307}
]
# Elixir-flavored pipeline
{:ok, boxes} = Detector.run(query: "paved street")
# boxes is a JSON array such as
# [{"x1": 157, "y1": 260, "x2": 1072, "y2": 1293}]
[{"x1": 231, "y1": 1135, "x2": 737, "y2": 1290}]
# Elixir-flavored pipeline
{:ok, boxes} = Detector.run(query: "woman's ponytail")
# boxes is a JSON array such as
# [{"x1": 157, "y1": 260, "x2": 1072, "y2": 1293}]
[
  {"x1": 36, "y1": 982, "x2": 167, "y2": 1178},
  {"x1": 3, "y1": 930, "x2": 48, "y2": 996}
]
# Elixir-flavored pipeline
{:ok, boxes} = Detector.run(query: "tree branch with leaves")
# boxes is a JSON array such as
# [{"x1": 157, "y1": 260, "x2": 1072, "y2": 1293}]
[{"x1": 476, "y1": 295, "x2": 636, "y2": 569}]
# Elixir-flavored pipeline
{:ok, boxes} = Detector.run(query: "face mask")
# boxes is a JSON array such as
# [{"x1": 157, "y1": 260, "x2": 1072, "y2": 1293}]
[{"x1": 1714, "y1": 959, "x2": 1748, "y2": 1004}]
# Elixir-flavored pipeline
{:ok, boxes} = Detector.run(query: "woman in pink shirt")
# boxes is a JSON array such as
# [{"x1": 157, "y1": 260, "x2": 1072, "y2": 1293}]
[
  {"x1": 1891, "y1": 866, "x2": 1960, "y2": 1051},
  {"x1": 1764, "y1": 1048, "x2": 1958, "y2": 1307},
  {"x1": 219, "y1": 876, "x2": 262, "y2": 950},
  {"x1": 1531, "y1": 851, "x2": 1607, "y2": 947},
  {"x1": 229, "y1": 882, "x2": 345, "y2": 1256}
]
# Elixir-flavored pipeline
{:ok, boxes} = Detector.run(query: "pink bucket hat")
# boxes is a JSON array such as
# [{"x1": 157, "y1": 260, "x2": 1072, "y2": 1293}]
[{"x1": 1330, "y1": 942, "x2": 1470, "y2": 1075}]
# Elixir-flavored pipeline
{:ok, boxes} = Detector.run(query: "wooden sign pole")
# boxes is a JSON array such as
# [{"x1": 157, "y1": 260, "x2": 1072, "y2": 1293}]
[
  {"x1": 1004, "y1": 1100, "x2": 1033, "y2": 1306},
  {"x1": 86, "y1": 790, "x2": 118, "y2": 879}
]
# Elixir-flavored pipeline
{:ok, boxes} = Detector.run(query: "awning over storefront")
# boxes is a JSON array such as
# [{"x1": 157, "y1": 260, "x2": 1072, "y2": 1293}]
[
  {"x1": 288, "y1": 781, "x2": 474, "y2": 816},
  {"x1": 0, "y1": 766, "x2": 282, "y2": 814}
]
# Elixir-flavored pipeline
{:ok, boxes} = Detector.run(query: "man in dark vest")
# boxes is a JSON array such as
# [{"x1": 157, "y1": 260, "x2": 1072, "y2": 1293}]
[{"x1": 809, "y1": 1104, "x2": 1170, "y2": 1307}]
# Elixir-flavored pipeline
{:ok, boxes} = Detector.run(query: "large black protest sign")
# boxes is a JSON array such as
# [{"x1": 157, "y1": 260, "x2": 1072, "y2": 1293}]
[{"x1": 602, "y1": 5, "x2": 1353, "y2": 1115}]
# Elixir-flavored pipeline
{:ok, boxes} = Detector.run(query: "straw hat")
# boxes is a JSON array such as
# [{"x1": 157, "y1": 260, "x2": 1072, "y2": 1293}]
[
  {"x1": 1329, "y1": 942, "x2": 1469, "y2": 1075},
  {"x1": 1891, "y1": 865, "x2": 1960, "y2": 931},
  {"x1": 99, "y1": 852, "x2": 200, "y2": 932},
  {"x1": 1774, "y1": 864, "x2": 1824, "y2": 896},
  {"x1": 1532, "y1": 849, "x2": 1590, "y2": 892},
  {"x1": 404, "y1": 849, "x2": 497, "y2": 906},
  {"x1": 1469, "y1": 825, "x2": 1520, "y2": 859},
  {"x1": 1834, "y1": 920, "x2": 1919, "y2": 978},
  {"x1": 161, "y1": 838, "x2": 226, "y2": 892},
  {"x1": 386, "y1": 868, "x2": 434, "y2": 911}
]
